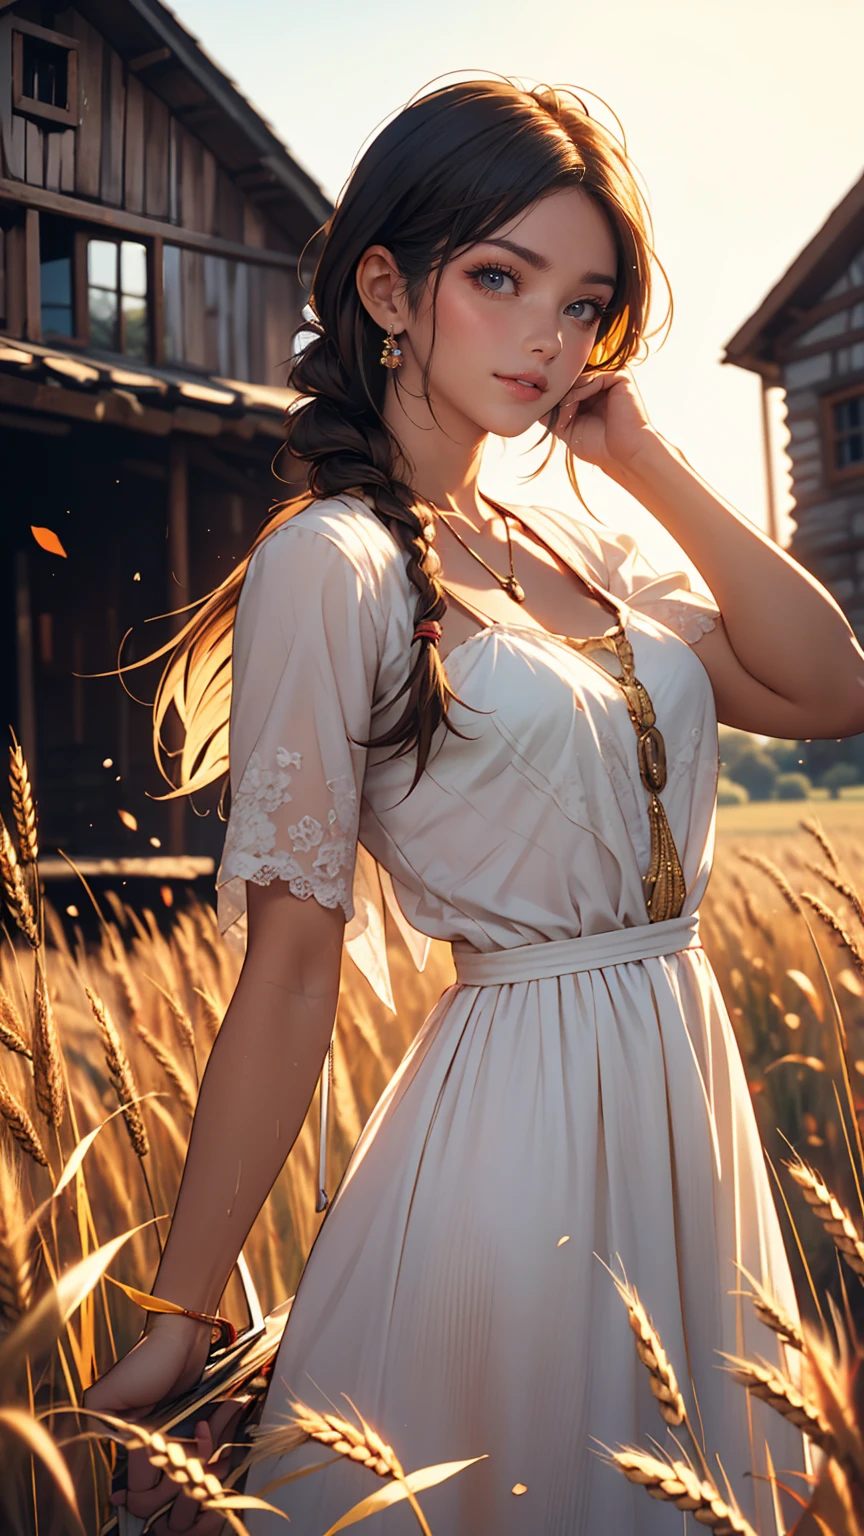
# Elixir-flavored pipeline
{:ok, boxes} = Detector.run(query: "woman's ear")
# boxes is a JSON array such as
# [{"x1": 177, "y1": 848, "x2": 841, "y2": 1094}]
[{"x1": 355, "y1": 244, "x2": 407, "y2": 332}]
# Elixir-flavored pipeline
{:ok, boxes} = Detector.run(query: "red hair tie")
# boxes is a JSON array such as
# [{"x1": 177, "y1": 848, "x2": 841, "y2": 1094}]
[{"x1": 413, "y1": 620, "x2": 442, "y2": 646}]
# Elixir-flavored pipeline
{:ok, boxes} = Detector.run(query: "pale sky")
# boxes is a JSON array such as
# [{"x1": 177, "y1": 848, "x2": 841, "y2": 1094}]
[{"x1": 174, "y1": 0, "x2": 864, "y2": 596}]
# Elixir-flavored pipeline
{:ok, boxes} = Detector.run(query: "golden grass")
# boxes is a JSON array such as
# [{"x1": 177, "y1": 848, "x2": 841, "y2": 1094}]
[{"x1": 2, "y1": 751, "x2": 864, "y2": 1531}]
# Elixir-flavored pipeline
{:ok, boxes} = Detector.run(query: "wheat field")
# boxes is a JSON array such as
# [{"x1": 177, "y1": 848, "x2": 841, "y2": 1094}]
[{"x1": 2, "y1": 748, "x2": 864, "y2": 1532}]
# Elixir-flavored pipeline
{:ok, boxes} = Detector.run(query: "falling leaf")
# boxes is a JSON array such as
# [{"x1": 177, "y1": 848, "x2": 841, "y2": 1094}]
[
  {"x1": 65, "y1": 904, "x2": 79, "y2": 918},
  {"x1": 783, "y1": 1012, "x2": 801, "y2": 1031},
  {"x1": 149, "y1": 836, "x2": 161, "y2": 848},
  {"x1": 512, "y1": 1484, "x2": 528, "y2": 1496},
  {"x1": 557, "y1": 1236, "x2": 569, "y2": 1246},
  {"x1": 31, "y1": 526, "x2": 67, "y2": 558},
  {"x1": 133, "y1": 572, "x2": 141, "y2": 581},
  {"x1": 160, "y1": 885, "x2": 174, "y2": 908},
  {"x1": 102, "y1": 757, "x2": 113, "y2": 768},
  {"x1": 117, "y1": 810, "x2": 138, "y2": 831},
  {"x1": 837, "y1": 968, "x2": 864, "y2": 997}
]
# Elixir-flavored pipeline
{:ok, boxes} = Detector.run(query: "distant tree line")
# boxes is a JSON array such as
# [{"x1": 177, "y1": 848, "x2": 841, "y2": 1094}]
[{"x1": 717, "y1": 727, "x2": 864, "y2": 803}]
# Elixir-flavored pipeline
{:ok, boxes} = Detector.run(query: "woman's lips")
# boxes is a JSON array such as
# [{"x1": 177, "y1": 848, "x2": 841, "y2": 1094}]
[{"x1": 495, "y1": 375, "x2": 544, "y2": 401}]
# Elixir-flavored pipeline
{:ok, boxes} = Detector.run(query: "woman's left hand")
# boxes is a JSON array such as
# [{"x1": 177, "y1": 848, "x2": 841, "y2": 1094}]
[{"x1": 542, "y1": 365, "x2": 660, "y2": 478}]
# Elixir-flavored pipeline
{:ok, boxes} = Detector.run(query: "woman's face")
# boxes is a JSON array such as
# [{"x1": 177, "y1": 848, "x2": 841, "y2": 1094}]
[{"x1": 403, "y1": 187, "x2": 619, "y2": 437}]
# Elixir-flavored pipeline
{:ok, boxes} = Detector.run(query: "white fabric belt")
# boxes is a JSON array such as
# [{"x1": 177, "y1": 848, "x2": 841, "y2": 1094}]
[{"x1": 451, "y1": 912, "x2": 702, "y2": 986}]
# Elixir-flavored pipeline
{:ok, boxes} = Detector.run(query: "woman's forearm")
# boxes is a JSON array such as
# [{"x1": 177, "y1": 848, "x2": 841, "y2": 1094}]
[
  {"x1": 149, "y1": 953, "x2": 339, "y2": 1316},
  {"x1": 611, "y1": 433, "x2": 864, "y2": 723}
]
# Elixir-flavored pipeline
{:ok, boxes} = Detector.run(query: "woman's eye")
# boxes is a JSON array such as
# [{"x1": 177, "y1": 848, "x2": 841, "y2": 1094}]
[
  {"x1": 568, "y1": 298, "x2": 607, "y2": 326},
  {"x1": 468, "y1": 264, "x2": 519, "y2": 295}
]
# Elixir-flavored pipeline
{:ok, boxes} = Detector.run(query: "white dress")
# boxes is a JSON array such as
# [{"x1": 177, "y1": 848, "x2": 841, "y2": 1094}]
[{"x1": 216, "y1": 492, "x2": 808, "y2": 1536}]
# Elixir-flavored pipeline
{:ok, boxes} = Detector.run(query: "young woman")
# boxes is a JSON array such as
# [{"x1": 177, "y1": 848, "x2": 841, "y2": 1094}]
[{"x1": 85, "y1": 77, "x2": 864, "y2": 1534}]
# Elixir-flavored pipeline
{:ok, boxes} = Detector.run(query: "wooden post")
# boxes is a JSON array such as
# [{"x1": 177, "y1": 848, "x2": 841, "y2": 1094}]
[
  {"x1": 760, "y1": 376, "x2": 779, "y2": 547},
  {"x1": 14, "y1": 551, "x2": 37, "y2": 792},
  {"x1": 167, "y1": 438, "x2": 189, "y2": 855},
  {"x1": 24, "y1": 206, "x2": 40, "y2": 342},
  {"x1": 150, "y1": 233, "x2": 165, "y2": 365}
]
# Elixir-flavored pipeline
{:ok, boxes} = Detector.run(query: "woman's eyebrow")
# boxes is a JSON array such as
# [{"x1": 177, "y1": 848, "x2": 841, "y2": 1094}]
[{"x1": 480, "y1": 237, "x2": 616, "y2": 290}]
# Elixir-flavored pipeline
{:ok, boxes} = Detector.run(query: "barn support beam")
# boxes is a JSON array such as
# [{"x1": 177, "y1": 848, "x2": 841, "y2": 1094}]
[
  {"x1": 167, "y1": 437, "x2": 189, "y2": 855},
  {"x1": 760, "y1": 377, "x2": 780, "y2": 547}
]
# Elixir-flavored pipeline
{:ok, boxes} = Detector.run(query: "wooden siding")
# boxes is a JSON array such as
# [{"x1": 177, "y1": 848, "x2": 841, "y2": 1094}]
[{"x1": 0, "y1": 3, "x2": 300, "y2": 383}]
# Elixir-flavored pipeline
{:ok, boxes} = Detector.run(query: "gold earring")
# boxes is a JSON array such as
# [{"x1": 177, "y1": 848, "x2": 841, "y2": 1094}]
[{"x1": 380, "y1": 325, "x2": 403, "y2": 370}]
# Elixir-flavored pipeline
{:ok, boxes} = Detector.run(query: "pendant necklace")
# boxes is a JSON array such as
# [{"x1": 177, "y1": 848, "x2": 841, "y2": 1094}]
[
  {"x1": 429, "y1": 493, "x2": 526, "y2": 604},
  {"x1": 424, "y1": 488, "x2": 687, "y2": 925}
]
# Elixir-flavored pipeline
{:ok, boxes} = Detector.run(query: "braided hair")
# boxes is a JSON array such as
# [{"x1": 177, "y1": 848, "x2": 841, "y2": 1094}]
[{"x1": 139, "y1": 76, "x2": 668, "y2": 807}]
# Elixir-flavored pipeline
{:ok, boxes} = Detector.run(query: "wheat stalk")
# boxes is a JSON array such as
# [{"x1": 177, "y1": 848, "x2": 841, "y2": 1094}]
[
  {"x1": 0, "y1": 1078, "x2": 49, "y2": 1167},
  {"x1": 0, "y1": 982, "x2": 31, "y2": 1060},
  {"x1": 246, "y1": 1398, "x2": 406, "y2": 1481},
  {"x1": 148, "y1": 978, "x2": 197, "y2": 1064},
  {"x1": 0, "y1": 1152, "x2": 35, "y2": 1325},
  {"x1": 132, "y1": 1020, "x2": 197, "y2": 1116},
  {"x1": 799, "y1": 816, "x2": 842, "y2": 874},
  {"x1": 85, "y1": 987, "x2": 149, "y2": 1160},
  {"x1": 786, "y1": 1156, "x2": 864, "y2": 1277},
  {"x1": 609, "y1": 1449, "x2": 758, "y2": 1534},
  {"x1": 740, "y1": 1278, "x2": 805, "y2": 1354},
  {"x1": 612, "y1": 1275, "x2": 685, "y2": 1426},
  {"x1": 193, "y1": 987, "x2": 223, "y2": 1044},
  {"x1": 33, "y1": 965, "x2": 65, "y2": 1131},
  {"x1": 724, "y1": 1354, "x2": 836, "y2": 1453},
  {"x1": 0, "y1": 816, "x2": 39, "y2": 948},
  {"x1": 736, "y1": 851, "x2": 804, "y2": 917},
  {"x1": 8, "y1": 733, "x2": 38, "y2": 864},
  {"x1": 239, "y1": 1396, "x2": 436, "y2": 1532},
  {"x1": 805, "y1": 861, "x2": 864, "y2": 932},
  {"x1": 800, "y1": 892, "x2": 864, "y2": 980}
]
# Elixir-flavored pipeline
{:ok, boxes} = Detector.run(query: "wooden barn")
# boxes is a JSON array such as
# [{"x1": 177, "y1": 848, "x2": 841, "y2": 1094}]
[
  {"x1": 0, "y1": 0, "x2": 331, "y2": 876},
  {"x1": 723, "y1": 170, "x2": 864, "y2": 625},
  {"x1": 724, "y1": 168, "x2": 864, "y2": 782}
]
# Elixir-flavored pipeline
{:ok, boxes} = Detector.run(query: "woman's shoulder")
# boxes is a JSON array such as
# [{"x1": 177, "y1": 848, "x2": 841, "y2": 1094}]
[{"x1": 250, "y1": 492, "x2": 410, "y2": 606}]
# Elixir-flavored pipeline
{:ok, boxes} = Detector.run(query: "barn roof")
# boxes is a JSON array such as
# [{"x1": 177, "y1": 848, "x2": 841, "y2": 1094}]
[
  {"x1": 0, "y1": 333, "x2": 299, "y2": 440},
  {"x1": 72, "y1": 0, "x2": 332, "y2": 245},
  {"x1": 722, "y1": 168, "x2": 864, "y2": 379}
]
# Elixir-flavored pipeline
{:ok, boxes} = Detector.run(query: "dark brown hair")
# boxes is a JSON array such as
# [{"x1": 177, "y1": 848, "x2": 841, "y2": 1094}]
[{"x1": 142, "y1": 76, "x2": 670, "y2": 804}]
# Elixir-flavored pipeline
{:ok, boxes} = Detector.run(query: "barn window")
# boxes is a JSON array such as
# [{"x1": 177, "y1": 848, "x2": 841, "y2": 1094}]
[
  {"x1": 823, "y1": 386, "x2": 864, "y2": 482},
  {"x1": 87, "y1": 239, "x2": 149, "y2": 360},
  {"x1": 12, "y1": 21, "x2": 78, "y2": 129}
]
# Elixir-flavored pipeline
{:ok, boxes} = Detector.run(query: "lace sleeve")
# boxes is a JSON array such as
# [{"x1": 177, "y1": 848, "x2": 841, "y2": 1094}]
[
  {"x1": 599, "y1": 525, "x2": 721, "y2": 645},
  {"x1": 216, "y1": 520, "x2": 383, "y2": 935}
]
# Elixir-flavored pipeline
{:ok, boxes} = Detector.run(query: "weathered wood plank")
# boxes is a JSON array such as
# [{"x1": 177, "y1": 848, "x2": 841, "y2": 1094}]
[
  {"x1": 179, "y1": 124, "x2": 203, "y2": 230},
  {"x1": 65, "y1": 10, "x2": 102, "y2": 198},
  {"x1": 24, "y1": 204, "x2": 39, "y2": 340},
  {"x1": 100, "y1": 44, "x2": 124, "y2": 206},
  {"x1": 124, "y1": 71, "x2": 145, "y2": 213},
  {"x1": 59, "y1": 128, "x2": 74, "y2": 192},
  {"x1": 24, "y1": 119, "x2": 42, "y2": 187},
  {"x1": 0, "y1": 16, "x2": 24, "y2": 180},
  {"x1": 201, "y1": 146, "x2": 217, "y2": 235},
  {"x1": 0, "y1": 178, "x2": 298, "y2": 267},
  {"x1": 5, "y1": 220, "x2": 23, "y2": 334},
  {"x1": 150, "y1": 233, "x2": 164, "y2": 364},
  {"x1": 202, "y1": 252, "x2": 220, "y2": 371},
  {"x1": 168, "y1": 114, "x2": 178, "y2": 222},
  {"x1": 215, "y1": 169, "x2": 244, "y2": 241},
  {"x1": 243, "y1": 201, "x2": 267, "y2": 249},
  {"x1": 45, "y1": 129, "x2": 61, "y2": 191},
  {"x1": 263, "y1": 266, "x2": 295, "y2": 387},
  {"x1": 247, "y1": 261, "x2": 265, "y2": 381},
  {"x1": 143, "y1": 88, "x2": 169, "y2": 220},
  {"x1": 180, "y1": 246, "x2": 206, "y2": 367}
]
